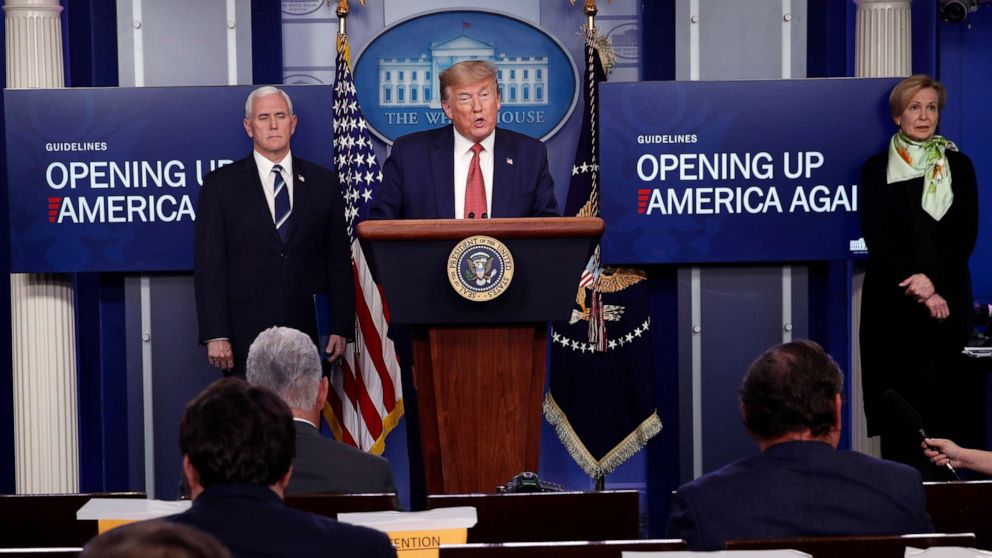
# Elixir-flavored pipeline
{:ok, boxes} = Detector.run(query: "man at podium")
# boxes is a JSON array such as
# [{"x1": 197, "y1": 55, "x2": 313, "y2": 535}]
[{"x1": 370, "y1": 60, "x2": 559, "y2": 220}]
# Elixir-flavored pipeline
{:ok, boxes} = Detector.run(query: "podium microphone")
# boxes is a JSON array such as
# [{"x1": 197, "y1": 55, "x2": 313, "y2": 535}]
[{"x1": 882, "y1": 389, "x2": 960, "y2": 480}]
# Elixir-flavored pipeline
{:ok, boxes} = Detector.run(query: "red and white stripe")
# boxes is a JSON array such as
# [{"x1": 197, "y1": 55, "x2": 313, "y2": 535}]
[
  {"x1": 327, "y1": 33, "x2": 403, "y2": 454},
  {"x1": 327, "y1": 241, "x2": 402, "y2": 453}
]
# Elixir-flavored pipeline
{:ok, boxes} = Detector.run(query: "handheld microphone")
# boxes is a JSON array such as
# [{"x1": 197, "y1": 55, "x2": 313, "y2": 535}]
[{"x1": 882, "y1": 389, "x2": 959, "y2": 479}]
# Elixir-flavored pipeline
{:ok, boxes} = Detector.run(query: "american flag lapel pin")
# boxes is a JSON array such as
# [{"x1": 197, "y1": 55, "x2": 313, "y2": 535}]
[{"x1": 506, "y1": 157, "x2": 513, "y2": 166}]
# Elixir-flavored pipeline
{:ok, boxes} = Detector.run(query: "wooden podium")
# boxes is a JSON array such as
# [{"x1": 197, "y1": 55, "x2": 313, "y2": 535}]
[{"x1": 357, "y1": 217, "x2": 603, "y2": 494}]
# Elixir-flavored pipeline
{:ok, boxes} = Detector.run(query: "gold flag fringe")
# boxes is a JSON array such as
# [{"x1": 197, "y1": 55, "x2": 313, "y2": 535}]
[
  {"x1": 543, "y1": 392, "x2": 663, "y2": 479},
  {"x1": 324, "y1": 398, "x2": 405, "y2": 457},
  {"x1": 580, "y1": 24, "x2": 616, "y2": 75}
]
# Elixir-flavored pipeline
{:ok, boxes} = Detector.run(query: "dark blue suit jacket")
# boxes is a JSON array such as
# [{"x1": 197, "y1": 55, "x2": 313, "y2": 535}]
[
  {"x1": 370, "y1": 125, "x2": 559, "y2": 219},
  {"x1": 168, "y1": 483, "x2": 395, "y2": 558},
  {"x1": 286, "y1": 421, "x2": 397, "y2": 496},
  {"x1": 194, "y1": 155, "x2": 354, "y2": 360},
  {"x1": 667, "y1": 441, "x2": 934, "y2": 551}
]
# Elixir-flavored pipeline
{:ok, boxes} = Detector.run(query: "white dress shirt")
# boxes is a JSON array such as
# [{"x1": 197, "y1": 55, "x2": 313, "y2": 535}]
[
  {"x1": 253, "y1": 150, "x2": 294, "y2": 220},
  {"x1": 452, "y1": 129, "x2": 495, "y2": 219}
]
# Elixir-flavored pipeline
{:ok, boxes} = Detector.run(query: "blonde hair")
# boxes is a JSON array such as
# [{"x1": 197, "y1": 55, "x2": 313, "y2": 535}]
[
  {"x1": 439, "y1": 60, "x2": 499, "y2": 101},
  {"x1": 889, "y1": 75, "x2": 946, "y2": 119}
]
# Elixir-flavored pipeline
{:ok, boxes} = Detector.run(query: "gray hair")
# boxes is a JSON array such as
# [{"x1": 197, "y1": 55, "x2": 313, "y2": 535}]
[
  {"x1": 244, "y1": 86, "x2": 294, "y2": 119},
  {"x1": 246, "y1": 326, "x2": 321, "y2": 410}
]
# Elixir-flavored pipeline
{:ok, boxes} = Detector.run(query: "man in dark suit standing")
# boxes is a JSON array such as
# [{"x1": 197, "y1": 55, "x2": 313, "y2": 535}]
[
  {"x1": 168, "y1": 378, "x2": 395, "y2": 558},
  {"x1": 370, "y1": 60, "x2": 559, "y2": 220},
  {"x1": 195, "y1": 86, "x2": 353, "y2": 376},
  {"x1": 667, "y1": 340, "x2": 933, "y2": 551},
  {"x1": 246, "y1": 326, "x2": 397, "y2": 496}
]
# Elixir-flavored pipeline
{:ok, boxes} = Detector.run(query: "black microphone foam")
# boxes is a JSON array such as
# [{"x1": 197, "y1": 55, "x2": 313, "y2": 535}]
[
  {"x1": 883, "y1": 389, "x2": 924, "y2": 435},
  {"x1": 883, "y1": 389, "x2": 959, "y2": 479}
]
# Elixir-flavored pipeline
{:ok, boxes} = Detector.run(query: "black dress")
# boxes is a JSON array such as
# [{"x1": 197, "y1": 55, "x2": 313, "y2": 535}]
[{"x1": 859, "y1": 149, "x2": 980, "y2": 476}]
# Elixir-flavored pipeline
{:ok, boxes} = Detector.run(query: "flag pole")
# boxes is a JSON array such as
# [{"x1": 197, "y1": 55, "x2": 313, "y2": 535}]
[
  {"x1": 584, "y1": 0, "x2": 597, "y2": 30},
  {"x1": 591, "y1": 0, "x2": 604, "y2": 496},
  {"x1": 589, "y1": 0, "x2": 605, "y2": 494},
  {"x1": 336, "y1": 0, "x2": 348, "y2": 35},
  {"x1": 327, "y1": 0, "x2": 405, "y2": 453},
  {"x1": 573, "y1": 0, "x2": 606, "y2": 494}
]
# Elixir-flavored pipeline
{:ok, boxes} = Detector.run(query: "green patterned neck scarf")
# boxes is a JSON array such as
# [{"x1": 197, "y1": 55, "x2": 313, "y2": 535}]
[{"x1": 887, "y1": 132, "x2": 956, "y2": 221}]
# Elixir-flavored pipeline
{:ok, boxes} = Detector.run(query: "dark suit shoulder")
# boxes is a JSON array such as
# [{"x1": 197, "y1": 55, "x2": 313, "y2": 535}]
[
  {"x1": 292, "y1": 156, "x2": 335, "y2": 179},
  {"x1": 243, "y1": 505, "x2": 395, "y2": 557},
  {"x1": 675, "y1": 453, "x2": 761, "y2": 496},
  {"x1": 670, "y1": 442, "x2": 932, "y2": 550},
  {"x1": 391, "y1": 125, "x2": 451, "y2": 149},
  {"x1": 290, "y1": 423, "x2": 396, "y2": 495},
  {"x1": 834, "y1": 449, "x2": 924, "y2": 482},
  {"x1": 303, "y1": 430, "x2": 394, "y2": 474},
  {"x1": 679, "y1": 442, "x2": 923, "y2": 495},
  {"x1": 320, "y1": 518, "x2": 396, "y2": 557},
  {"x1": 495, "y1": 127, "x2": 544, "y2": 148}
]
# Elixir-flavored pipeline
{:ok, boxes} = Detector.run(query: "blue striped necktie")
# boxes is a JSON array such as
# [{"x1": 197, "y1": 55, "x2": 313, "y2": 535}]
[{"x1": 272, "y1": 164, "x2": 291, "y2": 242}]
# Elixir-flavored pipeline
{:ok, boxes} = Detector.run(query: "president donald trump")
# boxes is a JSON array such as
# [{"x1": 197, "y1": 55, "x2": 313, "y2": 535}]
[{"x1": 370, "y1": 60, "x2": 559, "y2": 220}]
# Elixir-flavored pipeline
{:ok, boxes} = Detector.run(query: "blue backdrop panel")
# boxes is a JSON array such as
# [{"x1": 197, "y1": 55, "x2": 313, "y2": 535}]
[
  {"x1": 598, "y1": 78, "x2": 900, "y2": 264},
  {"x1": 938, "y1": 11, "x2": 992, "y2": 301},
  {"x1": 5, "y1": 85, "x2": 333, "y2": 272}
]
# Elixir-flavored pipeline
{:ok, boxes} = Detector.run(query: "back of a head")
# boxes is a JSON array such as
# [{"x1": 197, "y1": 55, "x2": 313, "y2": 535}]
[
  {"x1": 81, "y1": 520, "x2": 231, "y2": 558},
  {"x1": 246, "y1": 326, "x2": 322, "y2": 410},
  {"x1": 179, "y1": 377, "x2": 295, "y2": 487},
  {"x1": 740, "y1": 340, "x2": 843, "y2": 440}
]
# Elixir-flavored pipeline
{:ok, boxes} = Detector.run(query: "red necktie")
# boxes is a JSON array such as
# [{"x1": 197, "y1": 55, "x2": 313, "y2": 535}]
[{"x1": 464, "y1": 143, "x2": 486, "y2": 219}]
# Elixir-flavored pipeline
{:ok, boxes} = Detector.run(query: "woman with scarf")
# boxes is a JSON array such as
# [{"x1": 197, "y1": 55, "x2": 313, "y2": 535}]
[{"x1": 860, "y1": 75, "x2": 980, "y2": 478}]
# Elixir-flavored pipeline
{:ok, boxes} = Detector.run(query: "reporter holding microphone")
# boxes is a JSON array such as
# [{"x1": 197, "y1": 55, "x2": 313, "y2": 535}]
[{"x1": 924, "y1": 437, "x2": 992, "y2": 476}]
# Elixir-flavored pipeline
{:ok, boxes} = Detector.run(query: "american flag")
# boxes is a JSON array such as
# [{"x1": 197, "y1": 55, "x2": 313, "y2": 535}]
[{"x1": 325, "y1": 32, "x2": 404, "y2": 454}]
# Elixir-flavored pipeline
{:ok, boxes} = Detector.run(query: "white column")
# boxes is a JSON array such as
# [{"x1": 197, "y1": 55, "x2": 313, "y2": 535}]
[
  {"x1": 854, "y1": 0, "x2": 912, "y2": 78},
  {"x1": 4, "y1": 0, "x2": 79, "y2": 493},
  {"x1": 851, "y1": 0, "x2": 912, "y2": 458}
]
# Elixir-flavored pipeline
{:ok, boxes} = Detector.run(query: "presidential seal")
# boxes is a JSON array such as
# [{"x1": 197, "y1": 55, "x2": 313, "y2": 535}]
[{"x1": 447, "y1": 235, "x2": 514, "y2": 301}]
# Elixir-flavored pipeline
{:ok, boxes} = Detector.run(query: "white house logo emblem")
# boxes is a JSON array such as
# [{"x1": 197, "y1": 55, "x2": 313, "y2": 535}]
[
  {"x1": 354, "y1": 10, "x2": 578, "y2": 144},
  {"x1": 849, "y1": 237, "x2": 868, "y2": 255},
  {"x1": 281, "y1": 1, "x2": 324, "y2": 16}
]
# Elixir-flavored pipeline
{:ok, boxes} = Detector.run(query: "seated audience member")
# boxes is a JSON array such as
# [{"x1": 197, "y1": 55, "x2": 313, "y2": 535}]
[
  {"x1": 80, "y1": 520, "x2": 231, "y2": 558},
  {"x1": 667, "y1": 340, "x2": 933, "y2": 551},
  {"x1": 168, "y1": 378, "x2": 396, "y2": 558},
  {"x1": 246, "y1": 326, "x2": 398, "y2": 495},
  {"x1": 924, "y1": 437, "x2": 992, "y2": 475}
]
